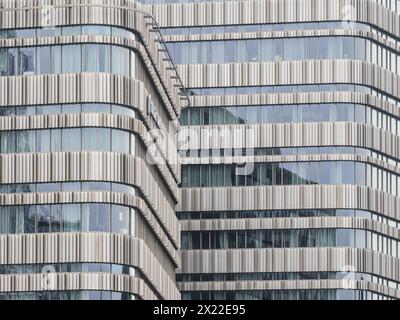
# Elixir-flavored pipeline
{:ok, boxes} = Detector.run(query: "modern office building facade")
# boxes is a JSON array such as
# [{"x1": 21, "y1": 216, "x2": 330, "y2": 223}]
[
  {"x1": 143, "y1": 0, "x2": 400, "y2": 300},
  {"x1": 1, "y1": 0, "x2": 400, "y2": 301},
  {"x1": 0, "y1": 0, "x2": 185, "y2": 300}
]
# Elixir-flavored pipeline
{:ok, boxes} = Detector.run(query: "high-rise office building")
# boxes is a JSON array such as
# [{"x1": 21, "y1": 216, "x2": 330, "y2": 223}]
[
  {"x1": 1, "y1": 0, "x2": 400, "y2": 301},
  {"x1": 143, "y1": 0, "x2": 400, "y2": 300},
  {"x1": 0, "y1": 0, "x2": 186, "y2": 300}
]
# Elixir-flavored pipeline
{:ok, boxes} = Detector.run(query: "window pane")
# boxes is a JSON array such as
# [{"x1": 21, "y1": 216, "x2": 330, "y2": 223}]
[
  {"x1": 62, "y1": 128, "x2": 81, "y2": 151},
  {"x1": 36, "y1": 130, "x2": 51, "y2": 152},
  {"x1": 111, "y1": 129, "x2": 130, "y2": 153},
  {"x1": 62, "y1": 45, "x2": 81, "y2": 73},
  {"x1": 82, "y1": 204, "x2": 110, "y2": 232},
  {"x1": 19, "y1": 47, "x2": 36, "y2": 75},
  {"x1": 37, "y1": 205, "x2": 50, "y2": 233},
  {"x1": 62, "y1": 204, "x2": 81, "y2": 232},
  {"x1": 82, "y1": 44, "x2": 110, "y2": 72},
  {"x1": 112, "y1": 46, "x2": 129, "y2": 76},
  {"x1": 111, "y1": 205, "x2": 130, "y2": 235},
  {"x1": 37, "y1": 46, "x2": 51, "y2": 74},
  {"x1": 51, "y1": 205, "x2": 62, "y2": 232},
  {"x1": 338, "y1": 161, "x2": 355, "y2": 184},
  {"x1": 50, "y1": 46, "x2": 61, "y2": 74},
  {"x1": 51, "y1": 129, "x2": 62, "y2": 152},
  {"x1": 82, "y1": 128, "x2": 111, "y2": 151},
  {"x1": 6, "y1": 48, "x2": 18, "y2": 75}
]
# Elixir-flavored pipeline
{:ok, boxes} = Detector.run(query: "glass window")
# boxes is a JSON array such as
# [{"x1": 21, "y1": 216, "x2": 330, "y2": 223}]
[
  {"x1": 37, "y1": 47, "x2": 51, "y2": 74},
  {"x1": 309, "y1": 38, "x2": 319, "y2": 59},
  {"x1": 297, "y1": 38, "x2": 309, "y2": 60},
  {"x1": 112, "y1": 46, "x2": 129, "y2": 76},
  {"x1": 62, "y1": 204, "x2": 81, "y2": 232},
  {"x1": 62, "y1": 26, "x2": 81, "y2": 36},
  {"x1": 82, "y1": 182, "x2": 110, "y2": 192},
  {"x1": 354, "y1": 38, "x2": 366, "y2": 60},
  {"x1": 237, "y1": 107, "x2": 247, "y2": 124},
  {"x1": 82, "y1": 44, "x2": 111, "y2": 73},
  {"x1": 111, "y1": 129, "x2": 130, "y2": 154},
  {"x1": 319, "y1": 162, "x2": 337, "y2": 184},
  {"x1": 262, "y1": 106, "x2": 274, "y2": 123},
  {"x1": 247, "y1": 40, "x2": 259, "y2": 62},
  {"x1": 298, "y1": 104, "x2": 311, "y2": 122},
  {"x1": 0, "y1": 49, "x2": 8, "y2": 76},
  {"x1": 23, "y1": 205, "x2": 36, "y2": 233},
  {"x1": 211, "y1": 165, "x2": 224, "y2": 187},
  {"x1": 337, "y1": 104, "x2": 354, "y2": 122},
  {"x1": 0, "y1": 207, "x2": 14, "y2": 234},
  {"x1": 111, "y1": 27, "x2": 135, "y2": 40},
  {"x1": 62, "y1": 128, "x2": 81, "y2": 151},
  {"x1": 320, "y1": 104, "x2": 336, "y2": 122},
  {"x1": 19, "y1": 47, "x2": 36, "y2": 75},
  {"x1": 111, "y1": 205, "x2": 130, "y2": 235},
  {"x1": 354, "y1": 105, "x2": 366, "y2": 123},
  {"x1": 225, "y1": 41, "x2": 236, "y2": 63},
  {"x1": 338, "y1": 161, "x2": 355, "y2": 184},
  {"x1": 62, "y1": 45, "x2": 81, "y2": 73},
  {"x1": 36, "y1": 205, "x2": 50, "y2": 233},
  {"x1": 51, "y1": 129, "x2": 62, "y2": 152},
  {"x1": 309, "y1": 162, "x2": 319, "y2": 184},
  {"x1": 50, "y1": 46, "x2": 61, "y2": 74},
  {"x1": 82, "y1": 25, "x2": 111, "y2": 35},
  {"x1": 37, "y1": 183, "x2": 61, "y2": 192},
  {"x1": 17, "y1": 130, "x2": 35, "y2": 153},
  {"x1": 6, "y1": 48, "x2": 18, "y2": 76},
  {"x1": 82, "y1": 103, "x2": 109, "y2": 113},
  {"x1": 225, "y1": 107, "x2": 237, "y2": 124},
  {"x1": 237, "y1": 41, "x2": 247, "y2": 62},
  {"x1": 211, "y1": 41, "x2": 225, "y2": 63},
  {"x1": 37, "y1": 104, "x2": 61, "y2": 115},
  {"x1": 37, "y1": 28, "x2": 61, "y2": 37},
  {"x1": 355, "y1": 162, "x2": 366, "y2": 186},
  {"x1": 274, "y1": 39, "x2": 283, "y2": 61},
  {"x1": 62, "y1": 182, "x2": 81, "y2": 192},
  {"x1": 282, "y1": 105, "x2": 297, "y2": 122},
  {"x1": 341, "y1": 37, "x2": 355, "y2": 59},
  {"x1": 336, "y1": 229, "x2": 354, "y2": 247},
  {"x1": 82, "y1": 204, "x2": 110, "y2": 232},
  {"x1": 281, "y1": 163, "x2": 297, "y2": 185},
  {"x1": 35, "y1": 130, "x2": 50, "y2": 152},
  {"x1": 210, "y1": 107, "x2": 225, "y2": 125},
  {"x1": 82, "y1": 128, "x2": 111, "y2": 151},
  {"x1": 283, "y1": 38, "x2": 298, "y2": 61},
  {"x1": 200, "y1": 165, "x2": 209, "y2": 187},
  {"x1": 50, "y1": 204, "x2": 62, "y2": 232},
  {"x1": 112, "y1": 105, "x2": 134, "y2": 118}
]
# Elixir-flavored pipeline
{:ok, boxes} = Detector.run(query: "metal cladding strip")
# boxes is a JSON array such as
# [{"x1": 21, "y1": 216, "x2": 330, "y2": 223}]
[
  {"x1": 0, "y1": 191, "x2": 180, "y2": 264},
  {"x1": 0, "y1": 152, "x2": 180, "y2": 248},
  {"x1": 0, "y1": 111, "x2": 179, "y2": 202},
  {"x1": 178, "y1": 247, "x2": 400, "y2": 282},
  {"x1": 179, "y1": 122, "x2": 400, "y2": 160},
  {"x1": 177, "y1": 280, "x2": 400, "y2": 299},
  {"x1": 163, "y1": 29, "x2": 400, "y2": 53},
  {"x1": 0, "y1": 233, "x2": 181, "y2": 300},
  {"x1": 176, "y1": 60, "x2": 400, "y2": 96},
  {"x1": 148, "y1": 0, "x2": 400, "y2": 38},
  {"x1": 178, "y1": 185, "x2": 400, "y2": 223},
  {"x1": 180, "y1": 217, "x2": 400, "y2": 240},
  {"x1": 0, "y1": 273, "x2": 157, "y2": 300},
  {"x1": 0, "y1": 0, "x2": 184, "y2": 115},
  {"x1": 0, "y1": 70, "x2": 180, "y2": 182}
]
